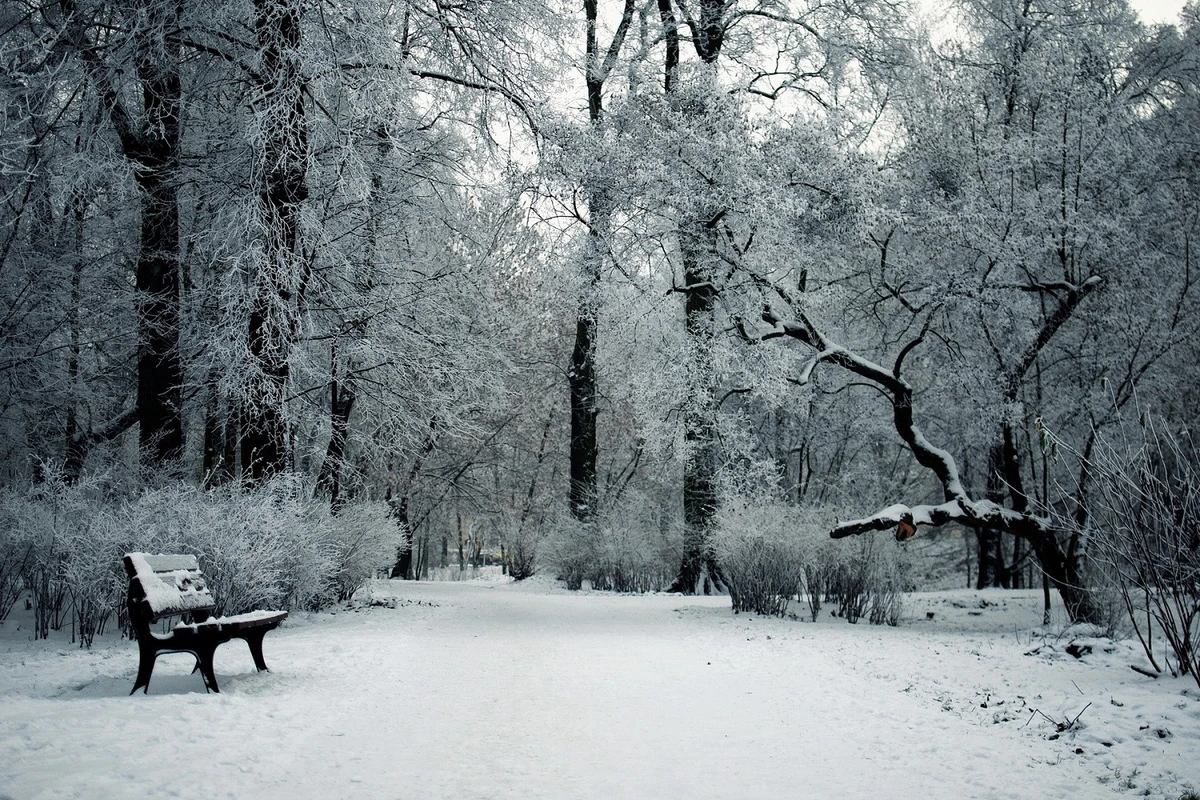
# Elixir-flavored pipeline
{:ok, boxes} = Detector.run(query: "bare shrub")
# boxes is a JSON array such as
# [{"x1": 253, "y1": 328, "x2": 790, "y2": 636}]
[
  {"x1": 543, "y1": 500, "x2": 679, "y2": 592},
  {"x1": 814, "y1": 530, "x2": 910, "y2": 626},
  {"x1": 711, "y1": 501, "x2": 909, "y2": 624},
  {"x1": 0, "y1": 493, "x2": 36, "y2": 621},
  {"x1": 714, "y1": 502, "x2": 808, "y2": 617},
  {"x1": 327, "y1": 501, "x2": 398, "y2": 601},
  {"x1": 0, "y1": 475, "x2": 398, "y2": 646},
  {"x1": 498, "y1": 515, "x2": 543, "y2": 581},
  {"x1": 1048, "y1": 416, "x2": 1200, "y2": 685}
]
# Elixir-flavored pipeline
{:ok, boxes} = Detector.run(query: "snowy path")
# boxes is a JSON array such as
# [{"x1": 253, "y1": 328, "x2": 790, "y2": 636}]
[{"x1": 1, "y1": 581, "x2": 1196, "y2": 799}]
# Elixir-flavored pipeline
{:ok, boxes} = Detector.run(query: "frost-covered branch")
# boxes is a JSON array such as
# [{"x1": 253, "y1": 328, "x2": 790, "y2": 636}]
[{"x1": 751, "y1": 285, "x2": 1054, "y2": 541}]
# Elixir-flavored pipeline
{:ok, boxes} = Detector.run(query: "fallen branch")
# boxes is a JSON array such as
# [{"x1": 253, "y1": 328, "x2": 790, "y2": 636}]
[{"x1": 1031, "y1": 702, "x2": 1092, "y2": 734}]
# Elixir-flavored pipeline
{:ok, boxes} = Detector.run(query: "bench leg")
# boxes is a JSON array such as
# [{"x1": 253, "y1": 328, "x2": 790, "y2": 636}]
[
  {"x1": 242, "y1": 628, "x2": 270, "y2": 672},
  {"x1": 130, "y1": 646, "x2": 157, "y2": 695},
  {"x1": 196, "y1": 642, "x2": 220, "y2": 693}
]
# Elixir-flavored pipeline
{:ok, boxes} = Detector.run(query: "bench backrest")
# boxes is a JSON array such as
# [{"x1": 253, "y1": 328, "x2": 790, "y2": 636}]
[{"x1": 123, "y1": 552, "x2": 216, "y2": 622}]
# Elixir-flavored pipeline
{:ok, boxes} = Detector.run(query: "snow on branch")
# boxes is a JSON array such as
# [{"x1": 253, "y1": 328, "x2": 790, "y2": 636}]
[{"x1": 830, "y1": 498, "x2": 1051, "y2": 540}]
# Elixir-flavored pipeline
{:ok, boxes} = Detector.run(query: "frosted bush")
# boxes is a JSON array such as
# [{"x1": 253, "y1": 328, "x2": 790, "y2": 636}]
[
  {"x1": 543, "y1": 500, "x2": 678, "y2": 592},
  {"x1": 0, "y1": 475, "x2": 399, "y2": 646},
  {"x1": 326, "y1": 501, "x2": 398, "y2": 601},
  {"x1": 120, "y1": 478, "x2": 338, "y2": 613},
  {"x1": 821, "y1": 534, "x2": 911, "y2": 626},
  {"x1": 715, "y1": 501, "x2": 811, "y2": 617},
  {"x1": 494, "y1": 513, "x2": 544, "y2": 581},
  {"x1": 0, "y1": 492, "x2": 36, "y2": 621},
  {"x1": 715, "y1": 500, "x2": 910, "y2": 624}
]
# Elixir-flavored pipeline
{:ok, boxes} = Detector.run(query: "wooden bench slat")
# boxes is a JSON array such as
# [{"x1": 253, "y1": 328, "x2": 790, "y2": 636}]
[{"x1": 125, "y1": 552, "x2": 216, "y2": 620}]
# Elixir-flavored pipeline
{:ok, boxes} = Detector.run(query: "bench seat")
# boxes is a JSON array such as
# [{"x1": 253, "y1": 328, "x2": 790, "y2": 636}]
[{"x1": 173, "y1": 610, "x2": 289, "y2": 633}]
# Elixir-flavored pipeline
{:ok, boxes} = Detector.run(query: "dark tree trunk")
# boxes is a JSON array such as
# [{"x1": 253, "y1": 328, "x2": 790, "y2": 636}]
[
  {"x1": 976, "y1": 441, "x2": 1008, "y2": 588},
  {"x1": 568, "y1": 307, "x2": 599, "y2": 519},
  {"x1": 1024, "y1": 527, "x2": 1099, "y2": 623},
  {"x1": 977, "y1": 276, "x2": 1102, "y2": 606},
  {"x1": 388, "y1": 491, "x2": 414, "y2": 580},
  {"x1": 999, "y1": 422, "x2": 1099, "y2": 621},
  {"x1": 457, "y1": 510, "x2": 465, "y2": 571},
  {"x1": 64, "y1": 188, "x2": 85, "y2": 479},
  {"x1": 135, "y1": 157, "x2": 183, "y2": 470},
  {"x1": 660, "y1": 0, "x2": 727, "y2": 595},
  {"x1": 63, "y1": 0, "x2": 186, "y2": 476},
  {"x1": 669, "y1": 234, "x2": 724, "y2": 594},
  {"x1": 975, "y1": 529, "x2": 1002, "y2": 589},
  {"x1": 389, "y1": 419, "x2": 439, "y2": 578},
  {"x1": 568, "y1": 181, "x2": 602, "y2": 521},
  {"x1": 244, "y1": 0, "x2": 309, "y2": 483},
  {"x1": 569, "y1": 0, "x2": 635, "y2": 521},
  {"x1": 125, "y1": 0, "x2": 186, "y2": 472},
  {"x1": 315, "y1": 355, "x2": 355, "y2": 512},
  {"x1": 568, "y1": 175, "x2": 602, "y2": 522}
]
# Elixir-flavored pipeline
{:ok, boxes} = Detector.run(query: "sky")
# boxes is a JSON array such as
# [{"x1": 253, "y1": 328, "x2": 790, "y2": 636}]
[
  {"x1": 921, "y1": 0, "x2": 1189, "y2": 26},
  {"x1": 1131, "y1": 0, "x2": 1189, "y2": 23}
]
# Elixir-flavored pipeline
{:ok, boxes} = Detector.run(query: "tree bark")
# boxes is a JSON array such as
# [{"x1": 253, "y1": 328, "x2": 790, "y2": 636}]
[
  {"x1": 132, "y1": 0, "x2": 185, "y2": 472},
  {"x1": 661, "y1": 0, "x2": 728, "y2": 594},
  {"x1": 569, "y1": 0, "x2": 635, "y2": 521},
  {"x1": 243, "y1": 0, "x2": 309, "y2": 483},
  {"x1": 315, "y1": 346, "x2": 356, "y2": 512},
  {"x1": 70, "y1": 0, "x2": 186, "y2": 473},
  {"x1": 568, "y1": 189, "x2": 604, "y2": 519},
  {"x1": 669, "y1": 233, "x2": 725, "y2": 593}
]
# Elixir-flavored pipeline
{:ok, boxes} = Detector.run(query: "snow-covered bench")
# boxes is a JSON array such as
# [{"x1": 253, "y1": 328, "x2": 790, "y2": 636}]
[{"x1": 123, "y1": 552, "x2": 288, "y2": 695}]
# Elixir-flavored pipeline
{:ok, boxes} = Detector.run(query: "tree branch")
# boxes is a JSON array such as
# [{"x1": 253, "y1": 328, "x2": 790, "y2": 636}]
[{"x1": 747, "y1": 273, "x2": 1056, "y2": 540}]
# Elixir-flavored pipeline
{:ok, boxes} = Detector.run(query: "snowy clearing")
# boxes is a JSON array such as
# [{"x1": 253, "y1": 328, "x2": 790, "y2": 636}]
[{"x1": 1, "y1": 580, "x2": 1197, "y2": 800}]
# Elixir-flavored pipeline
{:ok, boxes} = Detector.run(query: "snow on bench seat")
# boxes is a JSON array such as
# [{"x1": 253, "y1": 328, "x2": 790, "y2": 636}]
[{"x1": 174, "y1": 610, "x2": 289, "y2": 633}]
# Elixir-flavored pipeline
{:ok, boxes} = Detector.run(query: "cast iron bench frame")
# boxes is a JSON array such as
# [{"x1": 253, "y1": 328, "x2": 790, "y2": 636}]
[{"x1": 123, "y1": 552, "x2": 288, "y2": 694}]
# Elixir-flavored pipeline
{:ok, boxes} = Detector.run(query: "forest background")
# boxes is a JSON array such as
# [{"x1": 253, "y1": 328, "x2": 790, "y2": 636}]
[{"x1": 1, "y1": 0, "x2": 1198, "y2": 659}]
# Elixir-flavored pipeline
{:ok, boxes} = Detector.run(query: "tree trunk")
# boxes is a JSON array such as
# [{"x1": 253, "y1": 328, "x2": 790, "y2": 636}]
[
  {"x1": 1024, "y1": 528, "x2": 1099, "y2": 623},
  {"x1": 73, "y1": 0, "x2": 187, "y2": 473},
  {"x1": 389, "y1": 419, "x2": 439, "y2": 578},
  {"x1": 129, "y1": 0, "x2": 185, "y2": 471},
  {"x1": 660, "y1": 0, "x2": 727, "y2": 595},
  {"x1": 388, "y1": 490, "x2": 414, "y2": 580},
  {"x1": 976, "y1": 441, "x2": 1008, "y2": 588},
  {"x1": 64, "y1": 187, "x2": 86, "y2": 478},
  {"x1": 569, "y1": 0, "x2": 635, "y2": 521},
  {"x1": 315, "y1": 355, "x2": 355, "y2": 512},
  {"x1": 135, "y1": 154, "x2": 183, "y2": 471},
  {"x1": 669, "y1": 231, "x2": 725, "y2": 594},
  {"x1": 568, "y1": 190, "x2": 603, "y2": 519},
  {"x1": 244, "y1": 0, "x2": 309, "y2": 483},
  {"x1": 1000, "y1": 420, "x2": 1100, "y2": 620}
]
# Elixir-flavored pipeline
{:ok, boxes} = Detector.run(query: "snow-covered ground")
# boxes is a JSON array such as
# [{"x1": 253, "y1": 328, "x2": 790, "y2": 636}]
[{"x1": 1, "y1": 579, "x2": 1197, "y2": 800}]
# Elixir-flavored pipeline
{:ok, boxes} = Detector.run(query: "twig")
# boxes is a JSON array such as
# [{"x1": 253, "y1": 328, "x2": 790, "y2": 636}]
[
  {"x1": 1066, "y1": 702, "x2": 1092, "y2": 730},
  {"x1": 1130, "y1": 664, "x2": 1160, "y2": 679}
]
